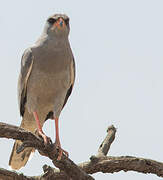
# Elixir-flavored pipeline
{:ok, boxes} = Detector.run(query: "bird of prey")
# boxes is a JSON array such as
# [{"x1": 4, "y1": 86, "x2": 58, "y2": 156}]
[{"x1": 9, "y1": 14, "x2": 75, "y2": 170}]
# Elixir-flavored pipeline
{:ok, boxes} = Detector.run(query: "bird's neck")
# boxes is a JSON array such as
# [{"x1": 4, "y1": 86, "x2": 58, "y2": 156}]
[{"x1": 35, "y1": 33, "x2": 69, "y2": 49}]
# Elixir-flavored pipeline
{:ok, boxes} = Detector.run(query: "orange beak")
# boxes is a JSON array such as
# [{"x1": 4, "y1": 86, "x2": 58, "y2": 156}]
[{"x1": 54, "y1": 18, "x2": 65, "y2": 29}]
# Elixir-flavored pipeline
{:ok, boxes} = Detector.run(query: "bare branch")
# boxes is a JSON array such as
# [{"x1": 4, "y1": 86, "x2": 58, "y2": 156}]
[
  {"x1": 41, "y1": 156, "x2": 163, "y2": 179},
  {"x1": 0, "y1": 122, "x2": 163, "y2": 179},
  {"x1": 97, "y1": 125, "x2": 116, "y2": 156},
  {"x1": 0, "y1": 122, "x2": 94, "y2": 180},
  {"x1": 81, "y1": 156, "x2": 163, "y2": 177},
  {"x1": 0, "y1": 168, "x2": 36, "y2": 180}
]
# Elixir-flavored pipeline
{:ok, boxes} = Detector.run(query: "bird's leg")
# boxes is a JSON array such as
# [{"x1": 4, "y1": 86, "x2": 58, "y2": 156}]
[
  {"x1": 33, "y1": 111, "x2": 48, "y2": 144},
  {"x1": 54, "y1": 117, "x2": 69, "y2": 160}
]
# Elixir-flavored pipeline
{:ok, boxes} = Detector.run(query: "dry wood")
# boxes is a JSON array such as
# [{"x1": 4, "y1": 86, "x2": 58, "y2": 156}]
[{"x1": 0, "y1": 123, "x2": 162, "y2": 179}]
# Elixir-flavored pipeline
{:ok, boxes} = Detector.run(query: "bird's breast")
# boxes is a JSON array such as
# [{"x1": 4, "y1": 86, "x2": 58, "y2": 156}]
[{"x1": 27, "y1": 48, "x2": 72, "y2": 107}]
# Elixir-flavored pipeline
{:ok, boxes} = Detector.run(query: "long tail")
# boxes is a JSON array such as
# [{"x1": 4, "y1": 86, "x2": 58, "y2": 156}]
[{"x1": 9, "y1": 111, "x2": 37, "y2": 170}]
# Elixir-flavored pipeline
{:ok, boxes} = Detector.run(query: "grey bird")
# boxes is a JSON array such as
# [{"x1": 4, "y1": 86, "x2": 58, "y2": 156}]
[{"x1": 9, "y1": 14, "x2": 75, "y2": 170}]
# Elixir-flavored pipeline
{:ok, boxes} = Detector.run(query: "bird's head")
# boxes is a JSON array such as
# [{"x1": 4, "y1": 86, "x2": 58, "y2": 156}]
[{"x1": 44, "y1": 14, "x2": 70, "y2": 38}]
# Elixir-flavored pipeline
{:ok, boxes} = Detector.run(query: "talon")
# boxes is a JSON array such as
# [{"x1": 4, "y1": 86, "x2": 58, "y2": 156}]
[
  {"x1": 57, "y1": 148, "x2": 63, "y2": 160},
  {"x1": 55, "y1": 143, "x2": 68, "y2": 160},
  {"x1": 64, "y1": 150, "x2": 69, "y2": 157},
  {"x1": 58, "y1": 148, "x2": 69, "y2": 160},
  {"x1": 38, "y1": 131, "x2": 49, "y2": 145},
  {"x1": 33, "y1": 112, "x2": 51, "y2": 145}
]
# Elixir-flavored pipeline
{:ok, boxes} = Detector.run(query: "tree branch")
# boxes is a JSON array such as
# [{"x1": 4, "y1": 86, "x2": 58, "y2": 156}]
[
  {"x1": 0, "y1": 123, "x2": 163, "y2": 179},
  {"x1": 81, "y1": 156, "x2": 163, "y2": 177},
  {"x1": 0, "y1": 122, "x2": 94, "y2": 180},
  {"x1": 97, "y1": 125, "x2": 116, "y2": 157},
  {"x1": 0, "y1": 168, "x2": 35, "y2": 180}
]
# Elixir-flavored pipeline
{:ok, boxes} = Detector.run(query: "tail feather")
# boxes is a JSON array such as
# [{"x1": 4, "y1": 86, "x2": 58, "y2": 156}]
[
  {"x1": 9, "y1": 110, "x2": 37, "y2": 170},
  {"x1": 9, "y1": 140, "x2": 34, "y2": 170}
]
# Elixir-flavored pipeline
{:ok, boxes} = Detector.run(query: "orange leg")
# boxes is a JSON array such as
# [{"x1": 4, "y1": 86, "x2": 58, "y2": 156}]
[
  {"x1": 33, "y1": 111, "x2": 48, "y2": 144},
  {"x1": 54, "y1": 117, "x2": 69, "y2": 160}
]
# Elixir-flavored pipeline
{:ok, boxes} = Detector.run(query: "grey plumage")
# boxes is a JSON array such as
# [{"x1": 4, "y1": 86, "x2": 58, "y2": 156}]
[{"x1": 9, "y1": 14, "x2": 75, "y2": 170}]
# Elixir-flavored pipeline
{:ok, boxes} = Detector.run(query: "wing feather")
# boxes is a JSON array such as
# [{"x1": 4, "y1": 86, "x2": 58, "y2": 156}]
[
  {"x1": 18, "y1": 48, "x2": 34, "y2": 116},
  {"x1": 62, "y1": 57, "x2": 75, "y2": 109}
]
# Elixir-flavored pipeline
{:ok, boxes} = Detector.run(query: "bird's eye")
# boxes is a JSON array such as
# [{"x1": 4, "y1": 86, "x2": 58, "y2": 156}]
[
  {"x1": 65, "y1": 18, "x2": 69, "y2": 26},
  {"x1": 47, "y1": 18, "x2": 56, "y2": 24}
]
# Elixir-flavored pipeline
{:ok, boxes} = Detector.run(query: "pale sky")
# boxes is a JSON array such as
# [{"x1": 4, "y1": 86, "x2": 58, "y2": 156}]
[{"x1": 0, "y1": 0, "x2": 163, "y2": 179}]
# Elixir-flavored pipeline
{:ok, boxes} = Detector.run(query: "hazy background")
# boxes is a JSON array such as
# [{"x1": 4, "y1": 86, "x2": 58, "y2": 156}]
[{"x1": 0, "y1": 0, "x2": 163, "y2": 179}]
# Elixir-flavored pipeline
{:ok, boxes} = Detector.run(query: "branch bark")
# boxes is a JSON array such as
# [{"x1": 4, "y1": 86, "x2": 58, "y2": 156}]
[
  {"x1": 97, "y1": 125, "x2": 116, "y2": 157},
  {"x1": 0, "y1": 122, "x2": 94, "y2": 180},
  {"x1": 0, "y1": 123, "x2": 163, "y2": 180}
]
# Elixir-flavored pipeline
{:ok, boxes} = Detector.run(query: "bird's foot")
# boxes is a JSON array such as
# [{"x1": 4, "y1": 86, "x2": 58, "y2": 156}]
[
  {"x1": 38, "y1": 131, "x2": 51, "y2": 145},
  {"x1": 55, "y1": 142, "x2": 69, "y2": 160}
]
